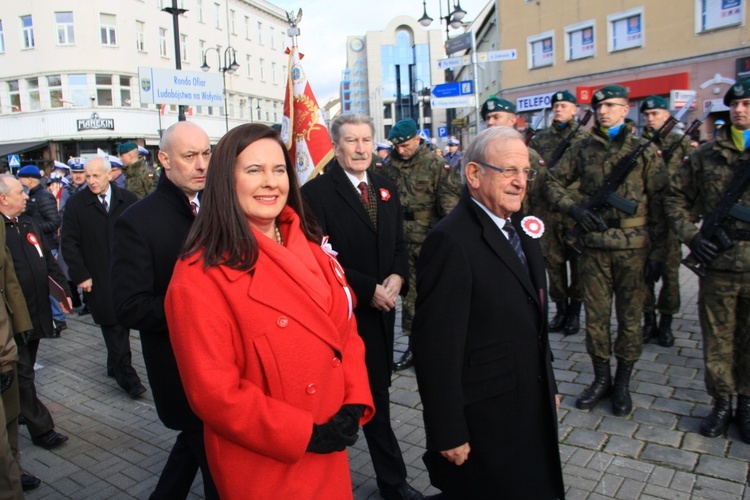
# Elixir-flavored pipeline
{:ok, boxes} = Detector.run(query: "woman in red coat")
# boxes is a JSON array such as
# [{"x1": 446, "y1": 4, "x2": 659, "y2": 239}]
[{"x1": 165, "y1": 124, "x2": 374, "y2": 499}]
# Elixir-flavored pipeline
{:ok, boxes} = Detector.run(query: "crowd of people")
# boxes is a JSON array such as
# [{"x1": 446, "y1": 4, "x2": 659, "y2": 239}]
[{"x1": 0, "y1": 79, "x2": 746, "y2": 499}]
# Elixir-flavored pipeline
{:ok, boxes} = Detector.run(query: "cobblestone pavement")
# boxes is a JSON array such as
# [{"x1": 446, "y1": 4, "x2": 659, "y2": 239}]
[{"x1": 20, "y1": 265, "x2": 750, "y2": 499}]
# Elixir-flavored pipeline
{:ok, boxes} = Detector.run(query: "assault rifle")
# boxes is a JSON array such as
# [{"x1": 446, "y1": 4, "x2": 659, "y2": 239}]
[
  {"x1": 564, "y1": 100, "x2": 693, "y2": 254},
  {"x1": 662, "y1": 103, "x2": 712, "y2": 165},
  {"x1": 547, "y1": 109, "x2": 594, "y2": 170},
  {"x1": 681, "y1": 158, "x2": 750, "y2": 276},
  {"x1": 525, "y1": 111, "x2": 547, "y2": 145}
]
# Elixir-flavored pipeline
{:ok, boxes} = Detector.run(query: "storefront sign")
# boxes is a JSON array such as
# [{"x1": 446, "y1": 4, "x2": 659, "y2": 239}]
[
  {"x1": 516, "y1": 92, "x2": 555, "y2": 112},
  {"x1": 737, "y1": 56, "x2": 750, "y2": 81},
  {"x1": 77, "y1": 112, "x2": 114, "y2": 131}
]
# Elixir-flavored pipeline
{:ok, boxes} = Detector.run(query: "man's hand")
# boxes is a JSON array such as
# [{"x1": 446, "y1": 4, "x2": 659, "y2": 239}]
[
  {"x1": 78, "y1": 279, "x2": 93, "y2": 293},
  {"x1": 440, "y1": 442, "x2": 471, "y2": 466},
  {"x1": 381, "y1": 274, "x2": 403, "y2": 302},
  {"x1": 370, "y1": 284, "x2": 396, "y2": 312}
]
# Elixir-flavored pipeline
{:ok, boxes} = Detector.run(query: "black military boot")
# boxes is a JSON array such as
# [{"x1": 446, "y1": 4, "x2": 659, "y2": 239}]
[
  {"x1": 736, "y1": 395, "x2": 750, "y2": 444},
  {"x1": 641, "y1": 312, "x2": 657, "y2": 343},
  {"x1": 611, "y1": 360, "x2": 634, "y2": 416},
  {"x1": 657, "y1": 314, "x2": 674, "y2": 347},
  {"x1": 576, "y1": 357, "x2": 612, "y2": 410},
  {"x1": 563, "y1": 301, "x2": 582, "y2": 336},
  {"x1": 700, "y1": 396, "x2": 733, "y2": 438},
  {"x1": 549, "y1": 300, "x2": 568, "y2": 332}
]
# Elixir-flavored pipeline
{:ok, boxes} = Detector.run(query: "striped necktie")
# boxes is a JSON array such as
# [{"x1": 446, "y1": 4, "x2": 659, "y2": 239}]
[
  {"x1": 503, "y1": 219, "x2": 528, "y2": 273},
  {"x1": 100, "y1": 195, "x2": 108, "y2": 212}
]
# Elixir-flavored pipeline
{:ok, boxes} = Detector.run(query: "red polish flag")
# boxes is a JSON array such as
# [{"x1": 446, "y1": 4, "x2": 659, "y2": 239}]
[{"x1": 281, "y1": 46, "x2": 334, "y2": 185}]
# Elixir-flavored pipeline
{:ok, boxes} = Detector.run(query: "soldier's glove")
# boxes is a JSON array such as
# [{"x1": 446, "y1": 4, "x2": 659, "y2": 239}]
[
  {"x1": 570, "y1": 205, "x2": 608, "y2": 233},
  {"x1": 690, "y1": 234, "x2": 719, "y2": 263},
  {"x1": 644, "y1": 260, "x2": 664, "y2": 283},
  {"x1": 0, "y1": 370, "x2": 14, "y2": 394}
]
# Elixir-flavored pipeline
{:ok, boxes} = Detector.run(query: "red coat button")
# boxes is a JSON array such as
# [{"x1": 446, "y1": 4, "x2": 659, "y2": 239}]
[
  {"x1": 277, "y1": 316, "x2": 288, "y2": 327},
  {"x1": 306, "y1": 383, "x2": 316, "y2": 395},
  {"x1": 332, "y1": 357, "x2": 341, "y2": 367}
]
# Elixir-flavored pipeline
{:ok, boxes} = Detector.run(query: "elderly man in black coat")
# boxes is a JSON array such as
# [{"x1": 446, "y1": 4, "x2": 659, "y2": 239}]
[
  {"x1": 412, "y1": 127, "x2": 565, "y2": 498},
  {"x1": 302, "y1": 114, "x2": 420, "y2": 500},
  {"x1": 61, "y1": 157, "x2": 145, "y2": 399},
  {"x1": 0, "y1": 175, "x2": 71, "y2": 453},
  {"x1": 111, "y1": 122, "x2": 217, "y2": 499}
]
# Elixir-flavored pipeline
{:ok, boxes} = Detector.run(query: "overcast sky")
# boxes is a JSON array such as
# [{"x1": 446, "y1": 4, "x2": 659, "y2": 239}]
[{"x1": 272, "y1": 0, "x2": 492, "y2": 103}]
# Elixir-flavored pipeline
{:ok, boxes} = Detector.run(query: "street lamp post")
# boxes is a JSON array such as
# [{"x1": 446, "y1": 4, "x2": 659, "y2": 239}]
[
  {"x1": 412, "y1": 78, "x2": 424, "y2": 135},
  {"x1": 201, "y1": 46, "x2": 239, "y2": 132}
]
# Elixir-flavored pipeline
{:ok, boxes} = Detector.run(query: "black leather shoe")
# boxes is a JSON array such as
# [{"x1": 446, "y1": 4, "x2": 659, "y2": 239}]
[
  {"x1": 379, "y1": 482, "x2": 424, "y2": 500},
  {"x1": 576, "y1": 357, "x2": 612, "y2": 410},
  {"x1": 21, "y1": 472, "x2": 41, "y2": 491},
  {"x1": 701, "y1": 396, "x2": 733, "y2": 438},
  {"x1": 128, "y1": 382, "x2": 147, "y2": 399},
  {"x1": 393, "y1": 349, "x2": 414, "y2": 371},
  {"x1": 563, "y1": 301, "x2": 582, "y2": 336},
  {"x1": 32, "y1": 430, "x2": 69, "y2": 450},
  {"x1": 549, "y1": 301, "x2": 568, "y2": 332},
  {"x1": 657, "y1": 314, "x2": 674, "y2": 347},
  {"x1": 77, "y1": 305, "x2": 91, "y2": 316}
]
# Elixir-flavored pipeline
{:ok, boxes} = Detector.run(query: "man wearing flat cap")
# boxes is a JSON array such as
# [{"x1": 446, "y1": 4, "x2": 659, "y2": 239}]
[
  {"x1": 665, "y1": 80, "x2": 750, "y2": 442},
  {"x1": 546, "y1": 84, "x2": 668, "y2": 417},
  {"x1": 381, "y1": 118, "x2": 449, "y2": 371},
  {"x1": 530, "y1": 90, "x2": 589, "y2": 337},
  {"x1": 639, "y1": 95, "x2": 693, "y2": 348},
  {"x1": 17, "y1": 166, "x2": 60, "y2": 253},
  {"x1": 118, "y1": 142, "x2": 156, "y2": 199}
]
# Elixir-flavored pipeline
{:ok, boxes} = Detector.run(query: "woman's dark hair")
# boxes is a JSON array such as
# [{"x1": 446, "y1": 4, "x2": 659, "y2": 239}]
[{"x1": 182, "y1": 123, "x2": 321, "y2": 270}]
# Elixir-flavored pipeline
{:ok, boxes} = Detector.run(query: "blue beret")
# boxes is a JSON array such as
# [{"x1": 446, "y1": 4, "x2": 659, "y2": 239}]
[
  {"x1": 388, "y1": 119, "x2": 418, "y2": 144},
  {"x1": 640, "y1": 95, "x2": 669, "y2": 113},
  {"x1": 724, "y1": 80, "x2": 750, "y2": 106},
  {"x1": 591, "y1": 85, "x2": 628, "y2": 107},
  {"x1": 17, "y1": 165, "x2": 42, "y2": 179}
]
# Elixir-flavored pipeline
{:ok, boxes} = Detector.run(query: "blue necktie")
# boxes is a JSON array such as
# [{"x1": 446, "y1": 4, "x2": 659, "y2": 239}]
[
  {"x1": 99, "y1": 195, "x2": 108, "y2": 212},
  {"x1": 503, "y1": 219, "x2": 528, "y2": 273}
]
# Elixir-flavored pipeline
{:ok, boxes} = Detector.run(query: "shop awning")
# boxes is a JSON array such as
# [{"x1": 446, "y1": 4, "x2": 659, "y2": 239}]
[{"x1": 0, "y1": 141, "x2": 49, "y2": 157}]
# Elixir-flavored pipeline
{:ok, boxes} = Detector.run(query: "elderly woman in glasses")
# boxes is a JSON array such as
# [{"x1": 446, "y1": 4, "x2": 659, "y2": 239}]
[{"x1": 165, "y1": 124, "x2": 373, "y2": 499}]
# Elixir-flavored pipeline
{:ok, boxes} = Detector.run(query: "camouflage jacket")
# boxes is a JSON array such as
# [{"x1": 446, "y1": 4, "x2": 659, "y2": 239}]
[
  {"x1": 531, "y1": 120, "x2": 588, "y2": 207},
  {"x1": 381, "y1": 144, "x2": 448, "y2": 244},
  {"x1": 124, "y1": 158, "x2": 157, "y2": 199},
  {"x1": 642, "y1": 128, "x2": 694, "y2": 176},
  {"x1": 665, "y1": 127, "x2": 750, "y2": 272},
  {"x1": 545, "y1": 120, "x2": 668, "y2": 259}
]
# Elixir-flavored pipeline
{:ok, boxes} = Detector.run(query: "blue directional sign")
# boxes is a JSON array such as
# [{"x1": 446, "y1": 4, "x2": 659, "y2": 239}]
[
  {"x1": 431, "y1": 81, "x2": 474, "y2": 98},
  {"x1": 438, "y1": 126, "x2": 448, "y2": 138},
  {"x1": 8, "y1": 155, "x2": 20, "y2": 169}
]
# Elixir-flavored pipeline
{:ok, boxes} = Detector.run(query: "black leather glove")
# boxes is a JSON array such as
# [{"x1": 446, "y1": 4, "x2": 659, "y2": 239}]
[
  {"x1": 331, "y1": 404, "x2": 364, "y2": 437},
  {"x1": 644, "y1": 260, "x2": 664, "y2": 283},
  {"x1": 690, "y1": 234, "x2": 719, "y2": 263},
  {"x1": 0, "y1": 370, "x2": 14, "y2": 394},
  {"x1": 306, "y1": 421, "x2": 358, "y2": 454},
  {"x1": 570, "y1": 205, "x2": 608, "y2": 233}
]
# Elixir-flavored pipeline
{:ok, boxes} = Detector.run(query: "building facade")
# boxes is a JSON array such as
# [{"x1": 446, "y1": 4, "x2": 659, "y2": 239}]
[
  {"x1": 492, "y1": 0, "x2": 750, "y2": 139},
  {"x1": 341, "y1": 16, "x2": 448, "y2": 143},
  {"x1": 0, "y1": 0, "x2": 290, "y2": 171}
]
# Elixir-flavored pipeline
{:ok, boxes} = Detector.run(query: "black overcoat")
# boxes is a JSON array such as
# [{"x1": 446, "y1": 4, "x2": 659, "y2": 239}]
[
  {"x1": 412, "y1": 190, "x2": 565, "y2": 499},
  {"x1": 61, "y1": 184, "x2": 138, "y2": 326},
  {"x1": 110, "y1": 172, "x2": 201, "y2": 431},
  {"x1": 302, "y1": 162, "x2": 409, "y2": 391},
  {"x1": 4, "y1": 215, "x2": 70, "y2": 340}
]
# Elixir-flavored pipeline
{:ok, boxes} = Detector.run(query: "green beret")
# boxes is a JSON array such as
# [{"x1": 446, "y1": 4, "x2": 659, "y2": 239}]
[
  {"x1": 591, "y1": 84, "x2": 628, "y2": 107},
  {"x1": 640, "y1": 95, "x2": 669, "y2": 113},
  {"x1": 724, "y1": 80, "x2": 750, "y2": 106},
  {"x1": 481, "y1": 96, "x2": 516, "y2": 120},
  {"x1": 551, "y1": 91, "x2": 577, "y2": 106},
  {"x1": 117, "y1": 142, "x2": 138, "y2": 155},
  {"x1": 388, "y1": 119, "x2": 418, "y2": 144}
]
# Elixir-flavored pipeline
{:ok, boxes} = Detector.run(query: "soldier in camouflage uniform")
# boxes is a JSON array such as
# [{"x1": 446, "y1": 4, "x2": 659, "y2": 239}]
[
  {"x1": 546, "y1": 85, "x2": 668, "y2": 417},
  {"x1": 118, "y1": 142, "x2": 157, "y2": 199},
  {"x1": 664, "y1": 81, "x2": 750, "y2": 442},
  {"x1": 441, "y1": 97, "x2": 546, "y2": 216},
  {"x1": 639, "y1": 96, "x2": 694, "y2": 348},
  {"x1": 530, "y1": 91, "x2": 588, "y2": 336},
  {"x1": 381, "y1": 119, "x2": 448, "y2": 371}
]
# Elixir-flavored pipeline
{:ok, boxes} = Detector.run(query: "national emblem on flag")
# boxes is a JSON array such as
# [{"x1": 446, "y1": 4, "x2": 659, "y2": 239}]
[{"x1": 281, "y1": 46, "x2": 334, "y2": 185}]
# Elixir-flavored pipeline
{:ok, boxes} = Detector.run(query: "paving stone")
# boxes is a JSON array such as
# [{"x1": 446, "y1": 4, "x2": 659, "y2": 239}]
[
  {"x1": 564, "y1": 429, "x2": 607, "y2": 450},
  {"x1": 693, "y1": 475, "x2": 746, "y2": 498},
  {"x1": 633, "y1": 370, "x2": 668, "y2": 385},
  {"x1": 670, "y1": 470, "x2": 697, "y2": 493},
  {"x1": 728, "y1": 440, "x2": 750, "y2": 461},
  {"x1": 635, "y1": 426, "x2": 684, "y2": 447},
  {"x1": 695, "y1": 454, "x2": 749, "y2": 483},
  {"x1": 648, "y1": 465, "x2": 676, "y2": 487},
  {"x1": 592, "y1": 473, "x2": 624, "y2": 497},
  {"x1": 641, "y1": 443, "x2": 699, "y2": 471},
  {"x1": 603, "y1": 435, "x2": 644, "y2": 458},
  {"x1": 597, "y1": 417, "x2": 638, "y2": 437},
  {"x1": 563, "y1": 410, "x2": 602, "y2": 429},
  {"x1": 682, "y1": 432, "x2": 729, "y2": 456},
  {"x1": 632, "y1": 408, "x2": 678, "y2": 428},
  {"x1": 650, "y1": 397, "x2": 695, "y2": 416},
  {"x1": 636, "y1": 381, "x2": 675, "y2": 398},
  {"x1": 642, "y1": 484, "x2": 691, "y2": 499},
  {"x1": 615, "y1": 478, "x2": 646, "y2": 499}
]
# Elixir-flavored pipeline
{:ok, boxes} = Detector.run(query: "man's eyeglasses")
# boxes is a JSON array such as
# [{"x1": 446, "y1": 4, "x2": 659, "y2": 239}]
[{"x1": 475, "y1": 161, "x2": 538, "y2": 181}]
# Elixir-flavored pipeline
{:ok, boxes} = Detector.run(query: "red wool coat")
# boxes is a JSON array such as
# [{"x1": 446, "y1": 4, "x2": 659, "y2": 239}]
[{"x1": 165, "y1": 207, "x2": 374, "y2": 499}]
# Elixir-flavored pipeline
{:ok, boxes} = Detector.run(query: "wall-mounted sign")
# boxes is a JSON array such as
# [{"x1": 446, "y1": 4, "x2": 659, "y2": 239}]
[
  {"x1": 77, "y1": 112, "x2": 114, "y2": 131},
  {"x1": 138, "y1": 67, "x2": 223, "y2": 106}
]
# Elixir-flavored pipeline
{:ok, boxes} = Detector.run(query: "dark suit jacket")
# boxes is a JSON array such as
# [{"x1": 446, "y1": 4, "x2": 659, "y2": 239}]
[
  {"x1": 302, "y1": 162, "x2": 409, "y2": 391},
  {"x1": 412, "y1": 190, "x2": 564, "y2": 499},
  {"x1": 110, "y1": 172, "x2": 201, "y2": 431},
  {"x1": 61, "y1": 184, "x2": 138, "y2": 326}
]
